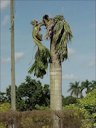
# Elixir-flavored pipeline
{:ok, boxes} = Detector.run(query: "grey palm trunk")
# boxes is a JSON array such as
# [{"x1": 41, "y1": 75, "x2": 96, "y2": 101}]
[
  {"x1": 50, "y1": 40, "x2": 62, "y2": 110},
  {"x1": 50, "y1": 40, "x2": 62, "y2": 128}
]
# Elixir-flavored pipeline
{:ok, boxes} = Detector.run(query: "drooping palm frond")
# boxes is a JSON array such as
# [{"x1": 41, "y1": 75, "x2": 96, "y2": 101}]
[
  {"x1": 28, "y1": 20, "x2": 50, "y2": 78},
  {"x1": 52, "y1": 15, "x2": 73, "y2": 62},
  {"x1": 29, "y1": 16, "x2": 73, "y2": 78},
  {"x1": 28, "y1": 47, "x2": 50, "y2": 78}
]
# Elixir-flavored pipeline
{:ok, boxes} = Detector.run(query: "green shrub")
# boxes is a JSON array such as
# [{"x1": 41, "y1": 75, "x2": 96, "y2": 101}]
[
  {"x1": 62, "y1": 104, "x2": 93, "y2": 128},
  {"x1": 0, "y1": 103, "x2": 10, "y2": 112},
  {"x1": 0, "y1": 103, "x2": 10, "y2": 128},
  {"x1": 0, "y1": 108, "x2": 93, "y2": 128},
  {"x1": 78, "y1": 89, "x2": 96, "y2": 126}
]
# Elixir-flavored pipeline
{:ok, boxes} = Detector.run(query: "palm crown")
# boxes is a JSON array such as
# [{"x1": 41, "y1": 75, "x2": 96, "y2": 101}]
[{"x1": 29, "y1": 15, "x2": 73, "y2": 78}]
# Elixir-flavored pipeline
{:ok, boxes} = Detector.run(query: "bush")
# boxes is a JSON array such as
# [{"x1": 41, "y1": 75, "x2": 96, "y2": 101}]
[
  {"x1": 0, "y1": 108, "x2": 93, "y2": 128},
  {"x1": 0, "y1": 103, "x2": 11, "y2": 128},
  {"x1": 0, "y1": 103, "x2": 10, "y2": 112},
  {"x1": 78, "y1": 89, "x2": 96, "y2": 126},
  {"x1": 0, "y1": 110, "x2": 52, "y2": 128},
  {"x1": 62, "y1": 105, "x2": 93, "y2": 128}
]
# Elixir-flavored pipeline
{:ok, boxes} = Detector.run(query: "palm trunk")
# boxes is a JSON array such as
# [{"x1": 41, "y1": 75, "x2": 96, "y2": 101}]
[
  {"x1": 50, "y1": 40, "x2": 62, "y2": 128},
  {"x1": 50, "y1": 60, "x2": 62, "y2": 110}
]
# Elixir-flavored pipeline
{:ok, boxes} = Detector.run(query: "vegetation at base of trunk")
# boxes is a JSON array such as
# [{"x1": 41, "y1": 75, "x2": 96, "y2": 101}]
[{"x1": 0, "y1": 108, "x2": 92, "y2": 128}]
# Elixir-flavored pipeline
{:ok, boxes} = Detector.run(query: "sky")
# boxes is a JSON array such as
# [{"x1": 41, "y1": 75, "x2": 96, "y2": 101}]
[{"x1": 0, "y1": 0, "x2": 96, "y2": 96}]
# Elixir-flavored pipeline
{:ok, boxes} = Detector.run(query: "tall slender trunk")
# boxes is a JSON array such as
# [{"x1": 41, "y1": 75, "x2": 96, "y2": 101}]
[
  {"x1": 10, "y1": 0, "x2": 17, "y2": 128},
  {"x1": 50, "y1": 40, "x2": 62, "y2": 128},
  {"x1": 10, "y1": 0, "x2": 16, "y2": 111}
]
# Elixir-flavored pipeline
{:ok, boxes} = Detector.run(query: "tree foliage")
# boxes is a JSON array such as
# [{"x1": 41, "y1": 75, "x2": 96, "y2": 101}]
[
  {"x1": 62, "y1": 96, "x2": 77, "y2": 106},
  {"x1": 29, "y1": 15, "x2": 73, "y2": 78},
  {"x1": 63, "y1": 105, "x2": 93, "y2": 128},
  {"x1": 4, "y1": 76, "x2": 50, "y2": 111},
  {"x1": 28, "y1": 48, "x2": 50, "y2": 78},
  {"x1": 68, "y1": 80, "x2": 96, "y2": 98},
  {"x1": 78, "y1": 89, "x2": 96, "y2": 127},
  {"x1": 68, "y1": 81, "x2": 80, "y2": 98},
  {"x1": 0, "y1": 92, "x2": 7, "y2": 103},
  {"x1": 28, "y1": 20, "x2": 50, "y2": 78},
  {"x1": 53, "y1": 16, "x2": 72, "y2": 61}
]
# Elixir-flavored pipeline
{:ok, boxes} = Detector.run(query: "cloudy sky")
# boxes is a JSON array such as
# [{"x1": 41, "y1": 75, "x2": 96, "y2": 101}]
[{"x1": 0, "y1": 0, "x2": 96, "y2": 96}]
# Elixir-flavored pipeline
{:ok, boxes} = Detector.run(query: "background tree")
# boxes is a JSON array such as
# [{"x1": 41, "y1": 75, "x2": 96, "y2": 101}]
[
  {"x1": 78, "y1": 89, "x2": 96, "y2": 126},
  {"x1": 68, "y1": 80, "x2": 96, "y2": 98},
  {"x1": 81, "y1": 80, "x2": 92, "y2": 94},
  {"x1": 0, "y1": 92, "x2": 7, "y2": 103},
  {"x1": 5, "y1": 76, "x2": 50, "y2": 111},
  {"x1": 90, "y1": 80, "x2": 96, "y2": 91},
  {"x1": 68, "y1": 81, "x2": 81, "y2": 98},
  {"x1": 62, "y1": 96, "x2": 77, "y2": 106}
]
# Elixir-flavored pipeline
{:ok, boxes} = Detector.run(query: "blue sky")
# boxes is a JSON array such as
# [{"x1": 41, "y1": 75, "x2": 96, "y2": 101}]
[{"x1": 0, "y1": 0, "x2": 96, "y2": 96}]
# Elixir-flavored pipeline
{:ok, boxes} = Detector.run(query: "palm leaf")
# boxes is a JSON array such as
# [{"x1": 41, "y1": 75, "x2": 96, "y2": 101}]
[
  {"x1": 28, "y1": 48, "x2": 50, "y2": 78},
  {"x1": 52, "y1": 17, "x2": 73, "y2": 62}
]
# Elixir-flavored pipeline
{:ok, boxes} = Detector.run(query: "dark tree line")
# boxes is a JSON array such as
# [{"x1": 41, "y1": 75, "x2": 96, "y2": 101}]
[
  {"x1": 68, "y1": 80, "x2": 96, "y2": 98},
  {"x1": 0, "y1": 76, "x2": 50, "y2": 111},
  {"x1": 0, "y1": 77, "x2": 96, "y2": 111}
]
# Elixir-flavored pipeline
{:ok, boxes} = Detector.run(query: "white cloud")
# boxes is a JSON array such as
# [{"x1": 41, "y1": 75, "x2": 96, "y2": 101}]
[
  {"x1": 68, "y1": 48, "x2": 75, "y2": 56},
  {"x1": 15, "y1": 52, "x2": 24, "y2": 61},
  {"x1": 2, "y1": 15, "x2": 9, "y2": 26},
  {"x1": 62, "y1": 74, "x2": 77, "y2": 80},
  {"x1": 0, "y1": 0, "x2": 10, "y2": 10},
  {"x1": 1, "y1": 52, "x2": 24, "y2": 64}
]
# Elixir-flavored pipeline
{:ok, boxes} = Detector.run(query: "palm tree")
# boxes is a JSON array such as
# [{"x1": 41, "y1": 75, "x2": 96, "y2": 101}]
[
  {"x1": 90, "y1": 80, "x2": 96, "y2": 91},
  {"x1": 29, "y1": 15, "x2": 72, "y2": 128},
  {"x1": 29, "y1": 15, "x2": 72, "y2": 111},
  {"x1": 68, "y1": 81, "x2": 80, "y2": 98},
  {"x1": 81, "y1": 80, "x2": 91, "y2": 94},
  {"x1": 49, "y1": 18, "x2": 72, "y2": 111}
]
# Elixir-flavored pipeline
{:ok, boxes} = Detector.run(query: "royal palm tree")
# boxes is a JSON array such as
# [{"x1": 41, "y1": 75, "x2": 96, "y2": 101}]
[
  {"x1": 68, "y1": 81, "x2": 80, "y2": 98},
  {"x1": 81, "y1": 80, "x2": 91, "y2": 94},
  {"x1": 90, "y1": 80, "x2": 96, "y2": 91},
  {"x1": 29, "y1": 15, "x2": 72, "y2": 127},
  {"x1": 29, "y1": 15, "x2": 72, "y2": 110}
]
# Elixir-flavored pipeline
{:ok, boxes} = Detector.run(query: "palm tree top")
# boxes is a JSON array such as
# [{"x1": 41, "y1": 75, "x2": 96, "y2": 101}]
[
  {"x1": 29, "y1": 15, "x2": 73, "y2": 78},
  {"x1": 68, "y1": 81, "x2": 80, "y2": 98}
]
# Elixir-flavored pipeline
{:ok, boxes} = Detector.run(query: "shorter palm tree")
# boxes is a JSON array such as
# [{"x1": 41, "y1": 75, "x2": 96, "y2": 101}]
[
  {"x1": 81, "y1": 80, "x2": 91, "y2": 94},
  {"x1": 68, "y1": 81, "x2": 81, "y2": 98},
  {"x1": 90, "y1": 80, "x2": 96, "y2": 91}
]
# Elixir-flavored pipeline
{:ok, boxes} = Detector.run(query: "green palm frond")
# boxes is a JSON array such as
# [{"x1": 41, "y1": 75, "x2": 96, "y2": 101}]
[
  {"x1": 29, "y1": 16, "x2": 73, "y2": 78},
  {"x1": 53, "y1": 15, "x2": 64, "y2": 23},
  {"x1": 52, "y1": 16, "x2": 73, "y2": 62},
  {"x1": 28, "y1": 48, "x2": 50, "y2": 78},
  {"x1": 64, "y1": 20, "x2": 73, "y2": 41},
  {"x1": 29, "y1": 20, "x2": 50, "y2": 78}
]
